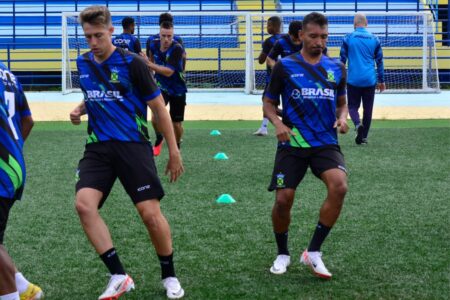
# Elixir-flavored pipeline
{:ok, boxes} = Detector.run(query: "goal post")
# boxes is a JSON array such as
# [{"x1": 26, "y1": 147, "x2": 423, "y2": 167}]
[{"x1": 62, "y1": 11, "x2": 440, "y2": 94}]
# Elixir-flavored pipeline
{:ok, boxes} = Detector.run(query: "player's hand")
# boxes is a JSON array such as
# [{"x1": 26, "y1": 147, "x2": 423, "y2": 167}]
[
  {"x1": 139, "y1": 52, "x2": 148, "y2": 60},
  {"x1": 377, "y1": 82, "x2": 386, "y2": 93},
  {"x1": 275, "y1": 123, "x2": 294, "y2": 143},
  {"x1": 70, "y1": 108, "x2": 82, "y2": 125},
  {"x1": 165, "y1": 152, "x2": 184, "y2": 182},
  {"x1": 334, "y1": 118, "x2": 349, "y2": 134}
]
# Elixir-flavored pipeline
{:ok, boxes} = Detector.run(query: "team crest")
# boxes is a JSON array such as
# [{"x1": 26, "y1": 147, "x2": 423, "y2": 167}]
[
  {"x1": 110, "y1": 68, "x2": 120, "y2": 83},
  {"x1": 276, "y1": 173, "x2": 285, "y2": 188},
  {"x1": 327, "y1": 70, "x2": 335, "y2": 83}
]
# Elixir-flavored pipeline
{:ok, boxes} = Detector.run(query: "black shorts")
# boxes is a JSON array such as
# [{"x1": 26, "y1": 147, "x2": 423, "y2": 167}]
[
  {"x1": 0, "y1": 198, "x2": 15, "y2": 244},
  {"x1": 162, "y1": 91, "x2": 186, "y2": 122},
  {"x1": 268, "y1": 144, "x2": 347, "y2": 191},
  {"x1": 75, "y1": 142, "x2": 165, "y2": 208}
]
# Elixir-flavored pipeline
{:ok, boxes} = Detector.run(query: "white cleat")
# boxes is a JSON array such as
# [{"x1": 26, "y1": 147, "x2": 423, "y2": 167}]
[
  {"x1": 98, "y1": 274, "x2": 135, "y2": 300},
  {"x1": 253, "y1": 128, "x2": 268, "y2": 136},
  {"x1": 300, "y1": 250, "x2": 332, "y2": 279},
  {"x1": 162, "y1": 277, "x2": 185, "y2": 299},
  {"x1": 269, "y1": 254, "x2": 291, "y2": 274}
]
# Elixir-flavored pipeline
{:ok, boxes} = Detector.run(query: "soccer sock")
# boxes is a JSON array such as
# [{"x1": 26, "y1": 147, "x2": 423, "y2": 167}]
[
  {"x1": 155, "y1": 133, "x2": 163, "y2": 146},
  {"x1": 274, "y1": 231, "x2": 289, "y2": 255},
  {"x1": 100, "y1": 248, "x2": 126, "y2": 275},
  {"x1": 0, "y1": 292, "x2": 19, "y2": 300},
  {"x1": 261, "y1": 118, "x2": 269, "y2": 128},
  {"x1": 158, "y1": 252, "x2": 175, "y2": 279},
  {"x1": 307, "y1": 222, "x2": 332, "y2": 252},
  {"x1": 14, "y1": 272, "x2": 30, "y2": 294}
]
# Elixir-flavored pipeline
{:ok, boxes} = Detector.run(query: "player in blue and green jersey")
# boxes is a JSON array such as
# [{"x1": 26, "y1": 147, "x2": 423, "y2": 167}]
[
  {"x1": 112, "y1": 17, "x2": 142, "y2": 54},
  {"x1": 266, "y1": 20, "x2": 303, "y2": 69},
  {"x1": 263, "y1": 12, "x2": 349, "y2": 280},
  {"x1": 0, "y1": 62, "x2": 44, "y2": 300},
  {"x1": 145, "y1": 21, "x2": 187, "y2": 156},
  {"x1": 254, "y1": 16, "x2": 282, "y2": 136},
  {"x1": 69, "y1": 6, "x2": 184, "y2": 299}
]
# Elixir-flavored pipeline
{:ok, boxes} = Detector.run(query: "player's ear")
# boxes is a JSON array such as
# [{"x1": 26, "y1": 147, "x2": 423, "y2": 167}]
[{"x1": 109, "y1": 25, "x2": 114, "y2": 35}]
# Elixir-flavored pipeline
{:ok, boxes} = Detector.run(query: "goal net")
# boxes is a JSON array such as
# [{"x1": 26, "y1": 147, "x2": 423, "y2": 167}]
[{"x1": 62, "y1": 11, "x2": 439, "y2": 94}]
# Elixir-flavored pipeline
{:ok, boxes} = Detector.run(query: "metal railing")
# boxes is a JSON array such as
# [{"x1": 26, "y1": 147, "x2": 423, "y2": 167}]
[{"x1": 0, "y1": 0, "x2": 449, "y2": 89}]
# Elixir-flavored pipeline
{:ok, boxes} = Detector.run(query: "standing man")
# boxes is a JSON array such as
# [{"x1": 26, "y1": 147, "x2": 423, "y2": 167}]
[
  {"x1": 340, "y1": 13, "x2": 385, "y2": 145},
  {"x1": 145, "y1": 21, "x2": 187, "y2": 156},
  {"x1": 254, "y1": 16, "x2": 282, "y2": 136},
  {"x1": 70, "y1": 6, "x2": 184, "y2": 299},
  {"x1": 0, "y1": 62, "x2": 43, "y2": 300},
  {"x1": 263, "y1": 12, "x2": 349, "y2": 279},
  {"x1": 112, "y1": 17, "x2": 142, "y2": 54}
]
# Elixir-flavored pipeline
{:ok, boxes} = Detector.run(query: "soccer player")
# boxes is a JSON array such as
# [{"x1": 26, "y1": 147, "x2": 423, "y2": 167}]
[
  {"x1": 144, "y1": 21, "x2": 187, "y2": 156},
  {"x1": 263, "y1": 12, "x2": 349, "y2": 279},
  {"x1": 146, "y1": 13, "x2": 186, "y2": 155},
  {"x1": 340, "y1": 13, "x2": 385, "y2": 145},
  {"x1": 69, "y1": 6, "x2": 184, "y2": 299},
  {"x1": 253, "y1": 16, "x2": 282, "y2": 136},
  {"x1": 112, "y1": 17, "x2": 142, "y2": 54},
  {"x1": 265, "y1": 20, "x2": 303, "y2": 69},
  {"x1": 0, "y1": 62, "x2": 43, "y2": 300}
]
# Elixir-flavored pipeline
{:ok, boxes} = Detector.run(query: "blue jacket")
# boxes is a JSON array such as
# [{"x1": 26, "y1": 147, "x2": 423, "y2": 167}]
[{"x1": 340, "y1": 27, "x2": 384, "y2": 87}]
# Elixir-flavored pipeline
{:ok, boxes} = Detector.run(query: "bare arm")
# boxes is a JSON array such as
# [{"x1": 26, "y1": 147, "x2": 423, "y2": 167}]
[
  {"x1": 258, "y1": 52, "x2": 268, "y2": 65},
  {"x1": 263, "y1": 97, "x2": 292, "y2": 143},
  {"x1": 70, "y1": 101, "x2": 86, "y2": 125},
  {"x1": 21, "y1": 115, "x2": 34, "y2": 141},
  {"x1": 334, "y1": 95, "x2": 349, "y2": 134},
  {"x1": 146, "y1": 60, "x2": 175, "y2": 77},
  {"x1": 266, "y1": 56, "x2": 276, "y2": 69},
  {"x1": 147, "y1": 95, "x2": 184, "y2": 182}
]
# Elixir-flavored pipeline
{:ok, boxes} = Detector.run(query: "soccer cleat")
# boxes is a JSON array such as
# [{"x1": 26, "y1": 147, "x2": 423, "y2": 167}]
[
  {"x1": 300, "y1": 250, "x2": 332, "y2": 279},
  {"x1": 355, "y1": 125, "x2": 364, "y2": 145},
  {"x1": 20, "y1": 283, "x2": 44, "y2": 300},
  {"x1": 153, "y1": 139, "x2": 164, "y2": 157},
  {"x1": 361, "y1": 138, "x2": 368, "y2": 145},
  {"x1": 253, "y1": 128, "x2": 268, "y2": 136},
  {"x1": 98, "y1": 274, "x2": 135, "y2": 300},
  {"x1": 162, "y1": 277, "x2": 184, "y2": 299},
  {"x1": 269, "y1": 254, "x2": 291, "y2": 275}
]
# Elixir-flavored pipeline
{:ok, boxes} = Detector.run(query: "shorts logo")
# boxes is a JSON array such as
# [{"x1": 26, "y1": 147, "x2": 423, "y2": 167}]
[
  {"x1": 137, "y1": 184, "x2": 151, "y2": 192},
  {"x1": 276, "y1": 173, "x2": 285, "y2": 188},
  {"x1": 75, "y1": 169, "x2": 80, "y2": 182}
]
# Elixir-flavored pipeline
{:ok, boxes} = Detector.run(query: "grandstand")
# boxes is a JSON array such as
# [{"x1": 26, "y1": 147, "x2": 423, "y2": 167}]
[{"x1": 0, "y1": 0, "x2": 448, "y2": 89}]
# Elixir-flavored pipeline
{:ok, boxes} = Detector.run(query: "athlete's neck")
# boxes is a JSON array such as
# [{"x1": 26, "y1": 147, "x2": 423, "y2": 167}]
[
  {"x1": 94, "y1": 45, "x2": 116, "y2": 64},
  {"x1": 300, "y1": 49, "x2": 322, "y2": 65}
]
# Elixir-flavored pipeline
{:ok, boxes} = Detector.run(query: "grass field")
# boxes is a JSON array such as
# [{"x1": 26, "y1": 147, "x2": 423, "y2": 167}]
[{"x1": 5, "y1": 120, "x2": 450, "y2": 299}]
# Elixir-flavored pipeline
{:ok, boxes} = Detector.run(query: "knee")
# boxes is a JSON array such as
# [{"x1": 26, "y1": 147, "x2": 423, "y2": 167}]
[
  {"x1": 75, "y1": 198, "x2": 95, "y2": 217},
  {"x1": 140, "y1": 209, "x2": 162, "y2": 230},
  {"x1": 274, "y1": 196, "x2": 294, "y2": 218},
  {"x1": 329, "y1": 181, "x2": 348, "y2": 199}
]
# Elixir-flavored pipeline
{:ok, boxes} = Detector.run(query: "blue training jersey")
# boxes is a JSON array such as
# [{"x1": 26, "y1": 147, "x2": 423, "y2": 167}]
[
  {"x1": 77, "y1": 47, "x2": 161, "y2": 144},
  {"x1": 0, "y1": 62, "x2": 31, "y2": 200},
  {"x1": 147, "y1": 39, "x2": 187, "y2": 96},
  {"x1": 268, "y1": 34, "x2": 303, "y2": 60},
  {"x1": 266, "y1": 53, "x2": 347, "y2": 148},
  {"x1": 340, "y1": 27, "x2": 384, "y2": 87},
  {"x1": 262, "y1": 33, "x2": 282, "y2": 83},
  {"x1": 112, "y1": 33, "x2": 142, "y2": 54}
]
